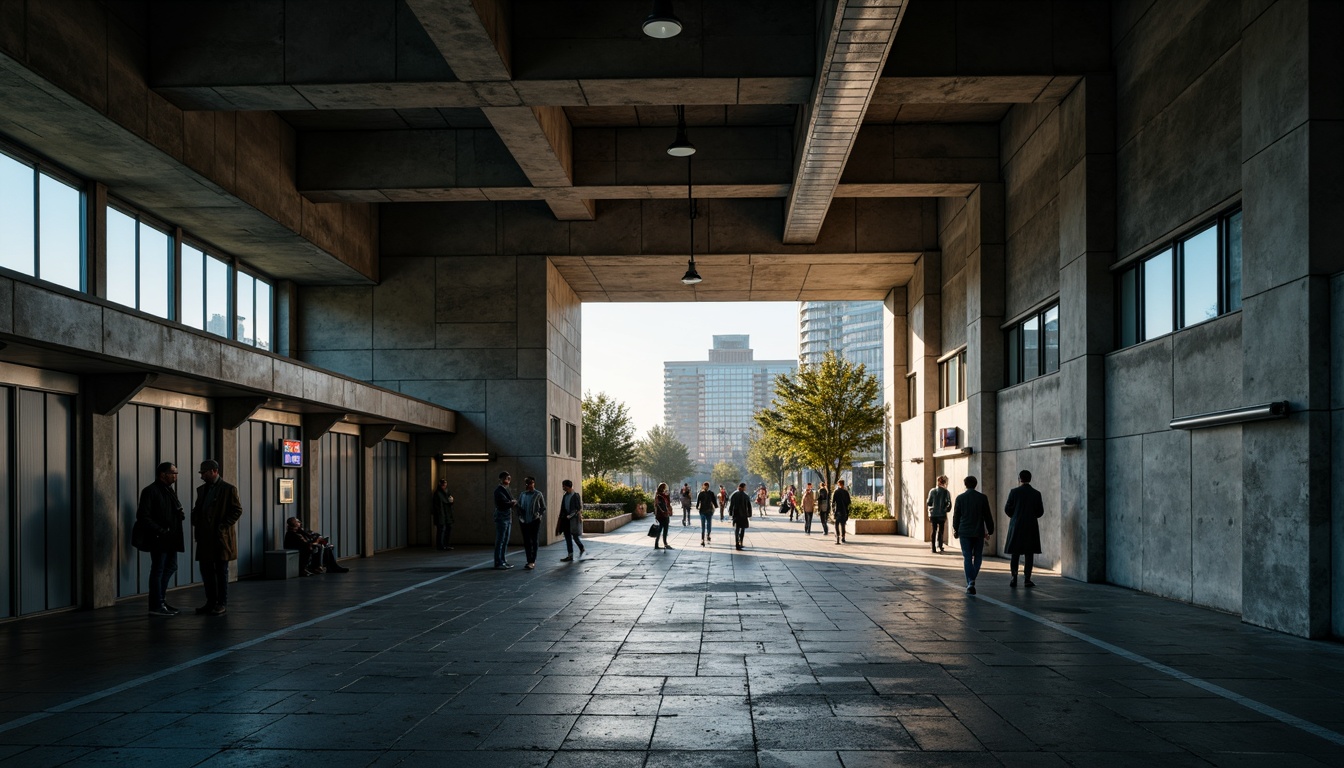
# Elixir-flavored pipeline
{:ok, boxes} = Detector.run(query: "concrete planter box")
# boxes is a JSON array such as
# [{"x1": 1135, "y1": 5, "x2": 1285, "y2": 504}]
[
  {"x1": 583, "y1": 513, "x2": 632, "y2": 534},
  {"x1": 853, "y1": 518, "x2": 898, "y2": 535}
]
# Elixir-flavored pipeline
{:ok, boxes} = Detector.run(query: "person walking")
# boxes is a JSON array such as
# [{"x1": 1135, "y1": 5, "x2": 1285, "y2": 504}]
[
  {"x1": 557, "y1": 479, "x2": 585, "y2": 561},
  {"x1": 1004, "y1": 470, "x2": 1044, "y2": 587},
  {"x1": 191, "y1": 460, "x2": 242, "y2": 616},
  {"x1": 680, "y1": 483, "x2": 693, "y2": 526},
  {"x1": 432, "y1": 478, "x2": 454, "y2": 551},
  {"x1": 493, "y1": 471, "x2": 518, "y2": 569},
  {"x1": 718, "y1": 485, "x2": 728, "y2": 521},
  {"x1": 816, "y1": 482, "x2": 831, "y2": 536},
  {"x1": 137, "y1": 462, "x2": 185, "y2": 617},
  {"x1": 832, "y1": 479, "x2": 852, "y2": 544},
  {"x1": 696, "y1": 481, "x2": 718, "y2": 546},
  {"x1": 952, "y1": 475, "x2": 994, "y2": 595},
  {"x1": 926, "y1": 475, "x2": 951, "y2": 553},
  {"x1": 729, "y1": 482, "x2": 753, "y2": 550},
  {"x1": 516, "y1": 476, "x2": 546, "y2": 570},
  {"x1": 801, "y1": 482, "x2": 816, "y2": 534},
  {"x1": 653, "y1": 482, "x2": 673, "y2": 549},
  {"x1": 755, "y1": 485, "x2": 768, "y2": 516}
]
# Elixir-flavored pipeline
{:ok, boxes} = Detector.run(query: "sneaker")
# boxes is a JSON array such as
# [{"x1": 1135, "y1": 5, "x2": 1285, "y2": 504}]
[
  {"x1": 162, "y1": 604, "x2": 181, "y2": 615},
  {"x1": 208, "y1": 605, "x2": 227, "y2": 616},
  {"x1": 194, "y1": 604, "x2": 215, "y2": 615},
  {"x1": 504, "y1": 563, "x2": 515, "y2": 569},
  {"x1": 525, "y1": 563, "x2": 536, "y2": 570},
  {"x1": 1024, "y1": 579, "x2": 1036, "y2": 588},
  {"x1": 967, "y1": 585, "x2": 976, "y2": 595},
  {"x1": 578, "y1": 547, "x2": 585, "y2": 556},
  {"x1": 560, "y1": 555, "x2": 574, "y2": 562},
  {"x1": 494, "y1": 564, "x2": 508, "y2": 570},
  {"x1": 700, "y1": 539, "x2": 705, "y2": 546},
  {"x1": 1009, "y1": 577, "x2": 1018, "y2": 587},
  {"x1": 148, "y1": 605, "x2": 174, "y2": 617}
]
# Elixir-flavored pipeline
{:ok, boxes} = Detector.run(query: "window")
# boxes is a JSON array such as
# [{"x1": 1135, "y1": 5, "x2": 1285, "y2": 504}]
[
  {"x1": 566, "y1": 422, "x2": 577, "y2": 458},
  {"x1": 105, "y1": 205, "x2": 173, "y2": 319},
  {"x1": 1006, "y1": 303, "x2": 1060, "y2": 385},
  {"x1": 1116, "y1": 208, "x2": 1242, "y2": 347},
  {"x1": 180, "y1": 243, "x2": 233, "y2": 337},
  {"x1": 550, "y1": 416, "x2": 561, "y2": 454},
  {"x1": 906, "y1": 373, "x2": 917, "y2": 419},
  {"x1": 938, "y1": 350, "x2": 966, "y2": 408},
  {"x1": 0, "y1": 150, "x2": 84, "y2": 291},
  {"x1": 233, "y1": 268, "x2": 272, "y2": 350}
]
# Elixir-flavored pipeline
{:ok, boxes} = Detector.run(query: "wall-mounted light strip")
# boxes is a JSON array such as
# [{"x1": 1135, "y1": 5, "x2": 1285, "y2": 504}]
[
  {"x1": 1169, "y1": 401, "x2": 1289, "y2": 430},
  {"x1": 440, "y1": 453, "x2": 494, "y2": 463},
  {"x1": 1028, "y1": 436, "x2": 1082, "y2": 448},
  {"x1": 932, "y1": 447, "x2": 974, "y2": 459}
]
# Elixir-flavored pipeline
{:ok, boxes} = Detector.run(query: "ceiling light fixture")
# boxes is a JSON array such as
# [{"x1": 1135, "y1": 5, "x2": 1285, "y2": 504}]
[
  {"x1": 675, "y1": 106, "x2": 702, "y2": 285},
  {"x1": 642, "y1": 0, "x2": 682, "y2": 39},
  {"x1": 667, "y1": 104, "x2": 696, "y2": 157}
]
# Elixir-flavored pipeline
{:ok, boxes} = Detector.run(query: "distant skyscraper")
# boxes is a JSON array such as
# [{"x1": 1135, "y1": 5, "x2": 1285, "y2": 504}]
[{"x1": 664, "y1": 335, "x2": 797, "y2": 474}]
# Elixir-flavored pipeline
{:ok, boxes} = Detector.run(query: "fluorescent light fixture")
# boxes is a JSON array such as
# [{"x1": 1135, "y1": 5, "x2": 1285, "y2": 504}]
[
  {"x1": 642, "y1": 0, "x2": 682, "y2": 38},
  {"x1": 1169, "y1": 401, "x2": 1289, "y2": 430},
  {"x1": 1028, "y1": 436, "x2": 1083, "y2": 448},
  {"x1": 440, "y1": 452, "x2": 494, "y2": 463}
]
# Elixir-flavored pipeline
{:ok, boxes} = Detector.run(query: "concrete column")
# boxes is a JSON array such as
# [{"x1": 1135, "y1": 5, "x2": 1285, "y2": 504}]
[
  {"x1": 300, "y1": 437, "x2": 320, "y2": 529},
  {"x1": 883, "y1": 287, "x2": 907, "y2": 528},
  {"x1": 1239, "y1": 0, "x2": 1341, "y2": 638},
  {"x1": 898, "y1": 251, "x2": 941, "y2": 537},
  {"x1": 965, "y1": 184, "x2": 1006, "y2": 550},
  {"x1": 1056, "y1": 75, "x2": 1115, "y2": 582},
  {"x1": 361, "y1": 443, "x2": 375, "y2": 557},
  {"x1": 78, "y1": 406, "x2": 117, "y2": 608}
]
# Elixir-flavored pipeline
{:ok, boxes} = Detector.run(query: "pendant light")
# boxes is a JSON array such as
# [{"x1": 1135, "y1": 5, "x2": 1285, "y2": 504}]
[{"x1": 643, "y1": 0, "x2": 683, "y2": 39}]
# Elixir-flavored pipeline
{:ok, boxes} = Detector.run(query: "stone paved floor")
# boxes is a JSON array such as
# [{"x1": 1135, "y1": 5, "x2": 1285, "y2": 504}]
[{"x1": 2, "y1": 511, "x2": 1344, "y2": 767}]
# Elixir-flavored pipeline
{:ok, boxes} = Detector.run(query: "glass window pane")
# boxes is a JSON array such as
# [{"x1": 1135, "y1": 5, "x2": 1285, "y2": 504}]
[
  {"x1": 1119, "y1": 267, "x2": 1137, "y2": 347},
  {"x1": 138, "y1": 222, "x2": 170, "y2": 318},
  {"x1": 1022, "y1": 316, "x2": 1040, "y2": 380},
  {"x1": 1143, "y1": 248, "x2": 1173, "y2": 340},
  {"x1": 105, "y1": 207, "x2": 137, "y2": 308},
  {"x1": 1043, "y1": 305, "x2": 1060, "y2": 373},
  {"x1": 205, "y1": 255, "x2": 229, "y2": 337},
  {"x1": 254, "y1": 278, "x2": 272, "y2": 351},
  {"x1": 1006, "y1": 326, "x2": 1020, "y2": 385},
  {"x1": 950, "y1": 353, "x2": 962, "y2": 403},
  {"x1": 1181, "y1": 225, "x2": 1218, "y2": 327},
  {"x1": 236, "y1": 271, "x2": 255, "y2": 345},
  {"x1": 38, "y1": 173, "x2": 82, "y2": 290},
  {"x1": 1226, "y1": 211, "x2": 1242, "y2": 312},
  {"x1": 180, "y1": 244, "x2": 204, "y2": 329},
  {"x1": 0, "y1": 153, "x2": 34, "y2": 275}
]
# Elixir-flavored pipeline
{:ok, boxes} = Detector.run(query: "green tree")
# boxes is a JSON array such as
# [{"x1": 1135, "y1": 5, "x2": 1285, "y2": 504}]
[
  {"x1": 582, "y1": 391, "x2": 637, "y2": 479},
  {"x1": 711, "y1": 461, "x2": 743, "y2": 489},
  {"x1": 636, "y1": 424, "x2": 696, "y2": 486},
  {"x1": 756, "y1": 351, "x2": 886, "y2": 491},
  {"x1": 746, "y1": 428, "x2": 798, "y2": 493}
]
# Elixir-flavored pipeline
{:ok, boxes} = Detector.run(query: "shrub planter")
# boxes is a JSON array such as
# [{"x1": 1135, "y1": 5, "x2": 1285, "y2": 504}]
[
  {"x1": 583, "y1": 513, "x2": 632, "y2": 534},
  {"x1": 853, "y1": 518, "x2": 898, "y2": 535}
]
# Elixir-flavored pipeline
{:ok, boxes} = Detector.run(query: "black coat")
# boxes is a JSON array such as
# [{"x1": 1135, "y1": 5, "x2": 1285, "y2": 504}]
[
  {"x1": 952, "y1": 489, "x2": 994, "y2": 539},
  {"x1": 1003, "y1": 483, "x2": 1044, "y2": 554},
  {"x1": 728, "y1": 490, "x2": 753, "y2": 527},
  {"x1": 696, "y1": 489, "x2": 718, "y2": 514},
  {"x1": 556, "y1": 490, "x2": 583, "y2": 536},
  {"x1": 832, "y1": 488, "x2": 852, "y2": 520},
  {"x1": 136, "y1": 480, "x2": 185, "y2": 553}
]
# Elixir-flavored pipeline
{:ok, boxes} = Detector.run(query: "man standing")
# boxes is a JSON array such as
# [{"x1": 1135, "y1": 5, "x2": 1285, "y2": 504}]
[
  {"x1": 557, "y1": 479, "x2": 585, "y2": 561},
  {"x1": 432, "y1": 478, "x2": 454, "y2": 551},
  {"x1": 728, "y1": 482, "x2": 753, "y2": 551},
  {"x1": 192, "y1": 459, "x2": 242, "y2": 615},
  {"x1": 137, "y1": 462, "x2": 184, "y2": 617},
  {"x1": 493, "y1": 471, "x2": 517, "y2": 570},
  {"x1": 801, "y1": 482, "x2": 816, "y2": 534},
  {"x1": 832, "y1": 479, "x2": 852, "y2": 544},
  {"x1": 696, "y1": 481, "x2": 718, "y2": 546},
  {"x1": 1004, "y1": 470, "x2": 1044, "y2": 587},
  {"x1": 516, "y1": 476, "x2": 546, "y2": 570},
  {"x1": 951, "y1": 475, "x2": 994, "y2": 595},
  {"x1": 926, "y1": 475, "x2": 951, "y2": 553}
]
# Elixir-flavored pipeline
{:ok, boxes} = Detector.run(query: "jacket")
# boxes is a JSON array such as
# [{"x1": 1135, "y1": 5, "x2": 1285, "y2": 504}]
[
  {"x1": 432, "y1": 488, "x2": 453, "y2": 526},
  {"x1": 517, "y1": 489, "x2": 546, "y2": 524},
  {"x1": 192, "y1": 478, "x2": 243, "y2": 562},
  {"x1": 729, "y1": 490, "x2": 753, "y2": 527},
  {"x1": 1003, "y1": 483, "x2": 1044, "y2": 554},
  {"x1": 136, "y1": 480, "x2": 185, "y2": 553},
  {"x1": 926, "y1": 486, "x2": 951, "y2": 520},
  {"x1": 801, "y1": 488, "x2": 815, "y2": 513},
  {"x1": 654, "y1": 491, "x2": 672, "y2": 522},
  {"x1": 557, "y1": 490, "x2": 583, "y2": 535},
  {"x1": 832, "y1": 488, "x2": 852, "y2": 519},
  {"x1": 952, "y1": 488, "x2": 995, "y2": 539},
  {"x1": 696, "y1": 489, "x2": 718, "y2": 514}
]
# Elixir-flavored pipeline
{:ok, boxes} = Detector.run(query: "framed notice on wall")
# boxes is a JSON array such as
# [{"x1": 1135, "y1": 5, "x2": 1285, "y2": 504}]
[
  {"x1": 939, "y1": 427, "x2": 959, "y2": 449},
  {"x1": 278, "y1": 478, "x2": 296, "y2": 505},
  {"x1": 281, "y1": 439, "x2": 303, "y2": 467}
]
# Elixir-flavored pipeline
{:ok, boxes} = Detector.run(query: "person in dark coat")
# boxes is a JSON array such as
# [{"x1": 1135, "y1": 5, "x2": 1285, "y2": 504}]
[
  {"x1": 284, "y1": 517, "x2": 350, "y2": 574},
  {"x1": 192, "y1": 459, "x2": 243, "y2": 615},
  {"x1": 951, "y1": 475, "x2": 994, "y2": 595},
  {"x1": 1004, "y1": 469, "x2": 1045, "y2": 587},
  {"x1": 816, "y1": 482, "x2": 831, "y2": 536},
  {"x1": 679, "y1": 483, "x2": 693, "y2": 526},
  {"x1": 557, "y1": 479, "x2": 585, "y2": 561},
  {"x1": 926, "y1": 475, "x2": 951, "y2": 553},
  {"x1": 653, "y1": 482, "x2": 673, "y2": 549},
  {"x1": 695, "y1": 481, "x2": 718, "y2": 546},
  {"x1": 728, "y1": 482, "x2": 753, "y2": 550},
  {"x1": 831, "y1": 480, "x2": 852, "y2": 544},
  {"x1": 432, "y1": 478, "x2": 454, "y2": 551},
  {"x1": 137, "y1": 462, "x2": 185, "y2": 617}
]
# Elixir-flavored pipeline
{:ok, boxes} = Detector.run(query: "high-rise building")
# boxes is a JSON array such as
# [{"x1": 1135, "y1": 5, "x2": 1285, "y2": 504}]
[{"x1": 664, "y1": 335, "x2": 797, "y2": 474}]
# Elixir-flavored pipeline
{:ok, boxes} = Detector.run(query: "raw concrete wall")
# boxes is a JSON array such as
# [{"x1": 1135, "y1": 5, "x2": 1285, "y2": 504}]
[
  {"x1": 995, "y1": 374, "x2": 1062, "y2": 573},
  {"x1": 1001, "y1": 102, "x2": 1062, "y2": 320}
]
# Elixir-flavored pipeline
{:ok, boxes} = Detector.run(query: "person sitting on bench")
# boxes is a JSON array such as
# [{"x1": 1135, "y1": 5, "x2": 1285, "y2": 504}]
[{"x1": 284, "y1": 517, "x2": 350, "y2": 574}]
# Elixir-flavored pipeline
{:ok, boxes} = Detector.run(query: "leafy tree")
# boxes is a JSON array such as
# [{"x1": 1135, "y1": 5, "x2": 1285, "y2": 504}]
[
  {"x1": 636, "y1": 424, "x2": 696, "y2": 486},
  {"x1": 746, "y1": 428, "x2": 799, "y2": 494},
  {"x1": 756, "y1": 351, "x2": 886, "y2": 491},
  {"x1": 711, "y1": 461, "x2": 743, "y2": 489},
  {"x1": 582, "y1": 391, "x2": 637, "y2": 479}
]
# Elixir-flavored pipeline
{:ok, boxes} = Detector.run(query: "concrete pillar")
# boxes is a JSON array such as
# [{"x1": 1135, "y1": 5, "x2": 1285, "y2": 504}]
[
  {"x1": 965, "y1": 184, "x2": 1006, "y2": 551},
  {"x1": 1056, "y1": 75, "x2": 1115, "y2": 582},
  {"x1": 898, "y1": 251, "x2": 941, "y2": 537},
  {"x1": 78, "y1": 406, "x2": 117, "y2": 609},
  {"x1": 361, "y1": 443, "x2": 375, "y2": 557},
  {"x1": 300, "y1": 436, "x2": 320, "y2": 530},
  {"x1": 1239, "y1": 0, "x2": 1341, "y2": 638},
  {"x1": 883, "y1": 287, "x2": 907, "y2": 528}
]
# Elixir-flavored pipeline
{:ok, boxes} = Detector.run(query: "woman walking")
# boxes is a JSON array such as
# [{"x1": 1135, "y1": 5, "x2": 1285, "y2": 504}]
[
  {"x1": 816, "y1": 482, "x2": 831, "y2": 537},
  {"x1": 696, "y1": 482, "x2": 718, "y2": 546},
  {"x1": 718, "y1": 485, "x2": 728, "y2": 521},
  {"x1": 755, "y1": 485, "x2": 769, "y2": 516},
  {"x1": 680, "y1": 483, "x2": 693, "y2": 526},
  {"x1": 653, "y1": 482, "x2": 673, "y2": 549}
]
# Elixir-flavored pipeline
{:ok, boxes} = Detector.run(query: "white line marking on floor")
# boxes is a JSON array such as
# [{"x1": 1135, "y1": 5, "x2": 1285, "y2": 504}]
[
  {"x1": 917, "y1": 569, "x2": 1344, "y2": 747},
  {"x1": 0, "y1": 558, "x2": 497, "y2": 735}
]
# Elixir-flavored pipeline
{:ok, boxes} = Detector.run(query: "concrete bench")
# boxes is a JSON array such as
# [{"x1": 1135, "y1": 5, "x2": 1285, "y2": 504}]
[{"x1": 264, "y1": 549, "x2": 300, "y2": 579}]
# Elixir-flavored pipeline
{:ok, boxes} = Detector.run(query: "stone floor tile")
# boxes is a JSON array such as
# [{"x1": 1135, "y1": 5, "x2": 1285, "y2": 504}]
[
  {"x1": 584, "y1": 695, "x2": 662, "y2": 716},
  {"x1": 649, "y1": 714, "x2": 754, "y2": 750},
  {"x1": 562, "y1": 715, "x2": 655, "y2": 750},
  {"x1": 594, "y1": 676, "x2": 666, "y2": 695},
  {"x1": 476, "y1": 714, "x2": 578, "y2": 750},
  {"x1": 545, "y1": 749, "x2": 649, "y2": 768},
  {"x1": 192, "y1": 748, "x2": 383, "y2": 767},
  {"x1": 757, "y1": 750, "x2": 844, "y2": 768},
  {"x1": 643, "y1": 750, "x2": 758, "y2": 767},
  {"x1": 51, "y1": 747, "x2": 220, "y2": 767},
  {"x1": 755, "y1": 717, "x2": 918, "y2": 751}
]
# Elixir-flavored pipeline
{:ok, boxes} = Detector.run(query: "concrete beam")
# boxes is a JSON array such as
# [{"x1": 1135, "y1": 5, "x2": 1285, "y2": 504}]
[
  {"x1": 215, "y1": 396, "x2": 270, "y2": 431},
  {"x1": 404, "y1": 0, "x2": 511, "y2": 81},
  {"x1": 484, "y1": 106, "x2": 593, "y2": 220},
  {"x1": 85, "y1": 372, "x2": 158, "y2": 416},
  {"x1": 783, "y1": 0, "x2": 908, "y2": 244},
  {"x1": 361, "y1": 423, "x2": 397, "y2": 448},
  {"x1": 302, "y1": 412, "x2": 348, "y2": 440}
]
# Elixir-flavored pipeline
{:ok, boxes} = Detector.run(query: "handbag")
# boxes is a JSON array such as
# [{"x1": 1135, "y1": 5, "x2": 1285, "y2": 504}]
[
  {"x1": 647, "y1": 523, "x2": 661, "y2": 538},
  {"x1": 131, "y1": 519, "x2": 159, "y2": 551}
]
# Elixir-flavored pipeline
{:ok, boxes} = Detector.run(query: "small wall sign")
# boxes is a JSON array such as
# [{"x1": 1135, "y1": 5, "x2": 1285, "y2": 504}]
[
  {"x1": 939, "y1": 427, "x2": 959, "y2": 449},
  {"x1": 281, "y1": 439, "x2": 303, "y2": 467},
  {"x1": 278, "y1": 478, "x2": 296, "y2": 505}
]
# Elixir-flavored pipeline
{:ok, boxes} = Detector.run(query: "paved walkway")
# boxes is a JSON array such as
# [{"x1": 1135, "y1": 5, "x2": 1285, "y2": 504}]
[{"x1": 2, "y1": 510, "x2": 1343, "y2": 767}]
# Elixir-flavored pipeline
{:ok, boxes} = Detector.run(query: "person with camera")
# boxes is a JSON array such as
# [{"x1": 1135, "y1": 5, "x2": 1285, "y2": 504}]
[{"x1": 284, "y1": 517, "x2": 350, "y2": 575}]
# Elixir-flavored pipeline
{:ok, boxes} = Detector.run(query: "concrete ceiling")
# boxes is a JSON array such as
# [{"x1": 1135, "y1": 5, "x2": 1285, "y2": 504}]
[{"x1": 144, "y1": 0, "x2": 1105, "y2": 301}]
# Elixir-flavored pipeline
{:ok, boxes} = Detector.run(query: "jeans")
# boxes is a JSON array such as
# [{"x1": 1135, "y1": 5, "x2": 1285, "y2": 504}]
[
  {"x1": 563, "y1": 527, "x2": 584, "y2": 555},
  {"x1": 804, "y1": 512, "x2": 814, "y2": 533},
  {"x1": 959, "y1": 536, "x2": 985, "y2": 586},
  {"x1": 682, "y1": 505, "x2": 691, "y2": 525},
  {"x1": 655, "y1": 518, "x2": 670, "y2": 545},
  {"x1": 818, "y1": 510, "x2": 830, "y2": 535},
  {"x1": 520, "y1": 519, "x2": 541, "y2": 564},
  {"x1": 1011, "y1": 553, "x2": 1034, "y2": 580},
  {"x1": 493, "y1": 511, "x2": 512, "y2": 566},
  {"x1": 435, "y1": 523, "x2": 452, "y2": 549},
  {"x1": 734, "y1": 524, "x2": 746, "y2": 547},
  {"x1": 200, "y1": 560, "x2": 230, "y2": 607},
  {"x1": 929, "y1": 519, "x2": 946, "y2": 549},
  {"x1": 699, "y1": 513, "x2": 713, "y2": 540},
  {"x1": 148, "y1": 550, "x2": 177, "y2": 609},
  {"x1": 834, "y1": 516, "x2": 848, "y2": 541}
]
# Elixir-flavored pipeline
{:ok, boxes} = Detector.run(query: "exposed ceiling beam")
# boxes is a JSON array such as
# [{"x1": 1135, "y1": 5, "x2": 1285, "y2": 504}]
[{"x1": 782, "y1": 0, "x2": 908, "y2": 244}]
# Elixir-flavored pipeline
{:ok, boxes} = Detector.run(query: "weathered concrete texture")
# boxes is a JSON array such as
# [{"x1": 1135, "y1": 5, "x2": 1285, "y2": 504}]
[
  {"x1": 940, "y1": 269, "x2": 967, "y2": 352},
  {"x1": 1104, "y1": 338, "x2": 1173, "y2": 438},
  {"x1": 1171, "y1": 312, "x2": 1242, "y2": 417},
  {"x1": 995, "y1": 446, "x2": 1060, "y2": 572},
  {"x1": 1140, "y1": 430, "x2": 1193, "y2": 603},
  {"x1": 1005, "y1": 198, "x2": 1060, "y2": 319},
  {"x1": 1242, "y1": 277, "x2": 1331, "y2": 407},
  {"x1": 1241, "y1": 123, "x2": 1317, "y2": 298},
  {"x1": 1105, "y1": 434, "x2": 1143, "y2": 590},
  {"x1": 373, "y1": 258, "x2": 436, "y2": 350},
  {"x1": 1189, "y1": 425, "x2": 1243, "y2": 613}
]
